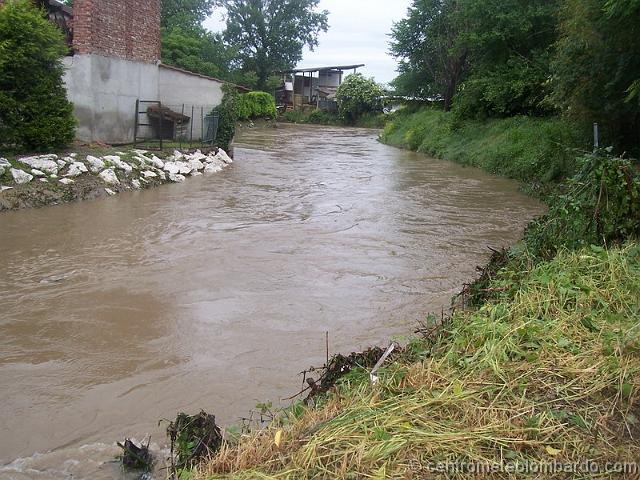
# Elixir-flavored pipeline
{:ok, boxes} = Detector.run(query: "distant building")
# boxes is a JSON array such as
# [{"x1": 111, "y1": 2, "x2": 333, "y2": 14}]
[
  {"x1": 0, "y1": 0, "x2": 243, "y2": 144},
  {"x1": 276, "y1": 65, "x2": 365, "y2": 112}
]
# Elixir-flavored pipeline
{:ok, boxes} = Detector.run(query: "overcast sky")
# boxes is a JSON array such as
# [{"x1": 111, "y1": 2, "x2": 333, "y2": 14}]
[{"x1": 202, "y1": 0, "x2": 412, "y2": 85}]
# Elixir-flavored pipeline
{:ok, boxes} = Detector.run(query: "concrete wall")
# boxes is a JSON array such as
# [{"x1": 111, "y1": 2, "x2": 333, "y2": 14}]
[
  {"x1": 158, "y1": 65, "x2": 224, "y2": 141},
  {"x1": 63, "y1": 54, "x2": 158, "y2": 143}
]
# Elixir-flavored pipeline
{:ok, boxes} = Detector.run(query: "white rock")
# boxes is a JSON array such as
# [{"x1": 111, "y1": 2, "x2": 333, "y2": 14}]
[
  {"x1": 133, "y1": 149, "x2": 148, "y2": 155},
  {"x1": 178, "y1": 161, "x2": 193, "y2": 175},
  {"x1": 191, "y1": 171, "x2": 203, "y2": 176},
  {"x1": 18, "y1": 155, "x2": 59, "y2": 175},
  {"x1": 188, "y1": 159, "x2": 205, "y2": 172},
  {"x1": 66, "y1": 162, "x2": 88, "y2": 177},
  {"x1": 0, "y1": 185, "x2": 13, "y2": 192},
  {"x1": 56, "y1": 160, "x2": 66, "y2": 168},
  {"x1": 86, "y1": 155, "x2": 105, "y2": 173},
  {"x1": 31, "y1": 169, "x2": 46, "y2": 177},
  {"x1": 188, "y1": 150, "x2": 207, "y2": 162},
  {"x1": 216, "y1": 148, "x2": 233, "y2": 164},
  {"x1": 168, "y1": 173, "x2": 186, "y2": 183},
  {"x1": 204, "y1": 163, "x2": 223, "y2": 174},
  {"x1": 141, "y1": 170, "x2": 158, "y2": 178},
  {"x1": 150, "y1": 155, "x2": 164, "y2": 169},
  {"x1": 0, "y1": 158, "x2": 10, "y2": 167},
  {"x1": 69, "y1": 153, "x2": 77, "y2": 158},
  {"x1": 11, "y1": 168, "x2": 33, "y2": 184},
  {"x1": 59, "y1": 178, "x2": 74, "y2": 185},
  {"x1": 63, "y1": 156, "x2": 74, "y2": 163},
  {"x1": 173, "y1": 150, "x2": 184, "y2": 160},
  {"x1": 104, "y1": 155, "x2": 133, "y2": 173},
  {"x1": 0, "y1": 166, "x2": 5, "y2": 177},
  {"x1": 39, "y1": 178, "x2": 49, "y2": 183},
  {"x1": 99, "y1": 168, "x2": 120, "y2": 185},
  {"x1": 156, "y1": 170, "x2": 166, "y2": 180},
  {"x1": 163, "y1": 161, "x2": 181, "y2": 175},
  {"x1": 104, "y1": 188, "x2": 117, "y2": 196},
  {"x1": 131, "y1": 179, "x2": 141, "y2": 189},
  {"x1": 50, "y1": 174, "x2": 58, "y2": 179}
]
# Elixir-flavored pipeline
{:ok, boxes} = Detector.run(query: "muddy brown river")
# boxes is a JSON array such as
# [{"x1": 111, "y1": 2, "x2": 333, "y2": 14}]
[{"x1": 0, "y1": 124, "x2": 543, "y2": 478}]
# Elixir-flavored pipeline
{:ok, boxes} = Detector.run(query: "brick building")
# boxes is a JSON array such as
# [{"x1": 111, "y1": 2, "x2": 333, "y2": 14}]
[{"x1": 0, "y1": 0, "x2": 229, "y2": 143}]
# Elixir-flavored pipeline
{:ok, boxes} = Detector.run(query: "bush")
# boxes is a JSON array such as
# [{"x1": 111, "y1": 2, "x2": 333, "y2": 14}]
[
  {"x1": 235, "y1": 91, "x2": 277, "y2": 120},
  {"x1": 335, "y1": 73, "x2": 384, "y2": 124},
  {"x1": 214, "y1": 84, "x2": 239, "y2": 151},
  {"x1": 0, "y1": 0, "x2": 75, "y2": 151},
  {"x1": 525, "y1": 151, "x2": 640, "y2": 257}
]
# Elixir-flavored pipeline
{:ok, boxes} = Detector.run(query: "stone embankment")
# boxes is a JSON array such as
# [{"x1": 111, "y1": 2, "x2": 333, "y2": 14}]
[{"x1": 0, "y1": 148, "x2": 233, "y2": 211}]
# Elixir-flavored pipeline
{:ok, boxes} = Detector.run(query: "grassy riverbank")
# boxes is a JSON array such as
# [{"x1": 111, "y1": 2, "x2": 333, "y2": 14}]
[
  {"x1": 194, "y1": 243, "x2": 640, "y2": 479},
  {"x1": 380, "y1": 107, "x2": 588, "y2": 193}
]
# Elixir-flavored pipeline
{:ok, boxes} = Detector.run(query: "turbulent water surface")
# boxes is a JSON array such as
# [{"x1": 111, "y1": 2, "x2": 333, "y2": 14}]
[{"x1": 0, "y1": 124, "x2": 543, "y2": 478}]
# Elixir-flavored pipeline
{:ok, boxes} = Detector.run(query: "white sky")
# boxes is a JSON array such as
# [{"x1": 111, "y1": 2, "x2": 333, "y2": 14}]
[{"x1": 202, "y1": 0, "x2": 412, "y2": 85}]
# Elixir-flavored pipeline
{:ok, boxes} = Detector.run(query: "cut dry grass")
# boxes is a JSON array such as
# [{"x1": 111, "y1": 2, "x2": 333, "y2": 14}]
[{"x1": 194, "y1": 244, "x2": 640, "y2": 479}]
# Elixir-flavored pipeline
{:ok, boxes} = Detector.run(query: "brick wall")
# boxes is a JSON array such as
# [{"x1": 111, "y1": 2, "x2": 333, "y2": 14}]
[{"x1": 73, "y1": 0, "x2": 160, "y2": 63}]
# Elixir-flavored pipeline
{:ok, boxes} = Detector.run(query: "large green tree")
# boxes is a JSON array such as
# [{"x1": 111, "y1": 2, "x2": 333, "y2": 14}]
[
  {"x1": 215, "y1": 0, "x2": 329, "y2": 91},
  {"x1": 161, "y1": 0, "x2": 215, "y2": 30},
  {"x1": 552, "y1": 0, "x2": 640, "y2": 152},
  {"x1": 390, "y1": 0, "x2": 468, "y2": 111}
]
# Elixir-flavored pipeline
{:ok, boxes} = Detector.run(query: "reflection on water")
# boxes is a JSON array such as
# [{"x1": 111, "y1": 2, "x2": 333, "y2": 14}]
[{"x1": 0, "y1": 124, "x2": 544, "y2": 478}]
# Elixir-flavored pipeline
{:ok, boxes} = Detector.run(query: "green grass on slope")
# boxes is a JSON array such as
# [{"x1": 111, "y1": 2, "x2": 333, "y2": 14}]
[
  {"x1": 381, "y1": 108, "x2": 587, "y2": 190},
  {"x1": 196, "y1": 244, "x2": 640, "y2": 479}
]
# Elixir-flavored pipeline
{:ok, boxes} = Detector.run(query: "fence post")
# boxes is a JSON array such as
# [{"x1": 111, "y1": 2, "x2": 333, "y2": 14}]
[
  {"x1": 190, "y1": 105, "x2": 195, "y2": 150},
  {"x1": 133, "y1": 99, "x2": 140, "y2": 148},
  {"x1": 159, "y1": 102, "x2": 164, "y2": 151},
  {"x1": 201, "y1": 106, "x2": 204, "y2": 146},
  {"x1": 593, "y1": 122, "x2": 600, "y2": 150},
  {"x1": 180, "y1": 104, "x2": 185, "y2": 151}
]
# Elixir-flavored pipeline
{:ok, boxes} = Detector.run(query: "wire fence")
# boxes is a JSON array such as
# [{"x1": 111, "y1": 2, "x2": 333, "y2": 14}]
[{"x1": 133, "y1": 100, "x2": 220, "y2": 151}]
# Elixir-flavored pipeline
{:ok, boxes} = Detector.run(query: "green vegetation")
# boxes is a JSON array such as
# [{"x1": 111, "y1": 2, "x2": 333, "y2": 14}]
[
  {"x1": 213, "y1": 85, "x2": 239, "y2": 152},
  {"x1": 235, "y1": 92, "x2": 277, "y2": 121},
  {"x1": 281, "y1": 109, "x2": 386, "y2": 129},
  {"x1": 335, "y1": 73, "x2": 384, "y2": 125},
  {"x1": 390, "y1": 0, "x2": 640, "y2": 157},
  {"x1": 0, "y1": 0, "x2": 75, "y2": 152},
  {"x1": 381, "y1": 108, "x2": 586, "y2": 189}
]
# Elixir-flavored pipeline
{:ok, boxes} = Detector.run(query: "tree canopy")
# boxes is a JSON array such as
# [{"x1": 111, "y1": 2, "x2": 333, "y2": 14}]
[{"x1": 215, "y1": 0, "x2": 329, "y2": 91}]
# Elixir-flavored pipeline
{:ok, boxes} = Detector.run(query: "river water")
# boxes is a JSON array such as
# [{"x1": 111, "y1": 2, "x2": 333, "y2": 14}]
[{"x1": 0, "y1": 124, "x2": 543, "y2": 479}]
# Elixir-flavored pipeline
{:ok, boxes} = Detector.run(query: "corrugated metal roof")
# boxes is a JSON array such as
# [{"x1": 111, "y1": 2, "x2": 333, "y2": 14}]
[{"x1": 277, "y1": 64, "x2": 365, "y2": 74}]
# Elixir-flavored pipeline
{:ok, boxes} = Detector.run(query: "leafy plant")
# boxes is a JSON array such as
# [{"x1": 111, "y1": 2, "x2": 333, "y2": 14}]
[
  {"x1": 0, "y1": 0, "x2": 76, "y2": 151},
  {"x1": 526, "y1": 150, "x2": 640, "y2": 257},
  {"x1": 213, "y1": 84, "x2": 239, "y2": 151},
  {"x1": 235, "y1": 91, "x2": 277, "y2": 120},
  {"x1": 335, "y1": 74, "x2": 384, "y2": 124}
]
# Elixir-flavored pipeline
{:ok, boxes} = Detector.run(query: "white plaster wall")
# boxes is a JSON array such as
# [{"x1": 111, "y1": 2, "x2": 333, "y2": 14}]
[
  {"x1": 158, "y1": 66, "x2": 224, "y2": 140},
  {"x1": 319, "y1": 71, "x2": 341, "y2": 88},
  {"x1": 63, "y1": 55, "x2": 158, "y2": 144}
]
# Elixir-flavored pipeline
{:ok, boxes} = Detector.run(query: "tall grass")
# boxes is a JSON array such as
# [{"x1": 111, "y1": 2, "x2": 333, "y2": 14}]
[
  {"x1": 381, "y1": 108, "x2": 588, "y2": 189},
  {"x1": 195, "y1": 244, "x2": 640, "y2": 479}
]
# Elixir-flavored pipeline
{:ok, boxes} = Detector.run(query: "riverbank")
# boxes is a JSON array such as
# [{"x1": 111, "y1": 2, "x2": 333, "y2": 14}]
[
  {"x1": 186, "y1": 117, "x2": 640, "y2": 478},
  {"x1": 194, "y1": 243, "x2": 640, "y2": 478},
  {"x1": 0, "y1": 147, "x2": 233, "y2": 211},
  {"x1": 380, "y1": 107, "x2": 587, "y2": 194}
]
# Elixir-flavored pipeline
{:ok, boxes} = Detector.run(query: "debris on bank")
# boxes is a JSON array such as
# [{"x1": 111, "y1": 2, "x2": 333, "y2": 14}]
[
  {"x1": 0, "y1": 147, "x2": 233, "y2": 211},
  {"x1": 117, "y1": 438, "x2": 153, "y2": 472},
  {"x1": 166, "y1": 411, "x2": 223, "y2": 474}
]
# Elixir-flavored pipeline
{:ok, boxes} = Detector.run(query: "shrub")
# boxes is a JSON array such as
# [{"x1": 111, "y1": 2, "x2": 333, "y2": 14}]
[
  {"x1": 214, "y1": 84, "x2": 239, "y2": 151},
  {"x1": 0, "y1": 0, "x2": 75, "y2": 151},
  {"x1": 335, "y1": 73, "x2": 384, "y2": 124},
  {"x1": 235, "y1": 91, "x2": 277, "y2": 120},
  {"x1": 525, "y1": 151, "x2": 640, "y2": 257}
]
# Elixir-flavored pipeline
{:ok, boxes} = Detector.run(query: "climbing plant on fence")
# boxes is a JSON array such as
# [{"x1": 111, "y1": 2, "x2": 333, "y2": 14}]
[
  {"x1": 235, "y1": 92, "x2": 277, "y2": 120},
  {"x1": 0, "y1": 0, "x2": 75, "y2": 151}
]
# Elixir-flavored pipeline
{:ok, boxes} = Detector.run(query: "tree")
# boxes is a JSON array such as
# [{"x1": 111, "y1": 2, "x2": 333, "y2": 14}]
[
  {"x1": 0, "y1": 0, "x2": 75, "y2": 150},
  {"x1": 161, "y1": 27, "x2": 236, "y2": 79},
  {"x1": 552, "y1": 0, "x2": 640, "y2": 153},
  {"x1": 215, "y1": 0, "x2": 329, "y2": 91},
  {"x1": 161, "y1": 0, "x2": 215, "y2": 31},
  {"x1": 451, "y1": 0, "x2": 559, "y2": 118},
  {"x1": 390, "y1": 0, "x2": 468, "y2": 111},
  {"x1": 336, "y1": 73, "x2": 384, "y2": 124}
]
